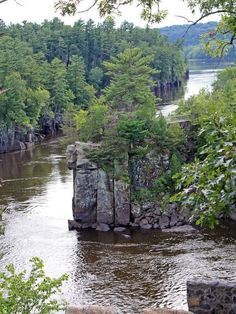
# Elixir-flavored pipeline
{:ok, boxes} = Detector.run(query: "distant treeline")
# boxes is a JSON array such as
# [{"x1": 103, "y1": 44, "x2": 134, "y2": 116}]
[
  {"x1": 0, "y1": 18, "x2": 187, "y2": 132},
  {"x1": 159, "y1": 21, "x2": 236, "y2": 60}
]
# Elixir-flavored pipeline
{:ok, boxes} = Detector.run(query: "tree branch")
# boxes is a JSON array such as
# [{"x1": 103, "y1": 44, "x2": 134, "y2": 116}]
[
  {"x1": 77, "y1": 0, "x2": 99, "y2": 13},
  {"x1": 176, "y1": 9, "x2": 236, "y2": 38}
]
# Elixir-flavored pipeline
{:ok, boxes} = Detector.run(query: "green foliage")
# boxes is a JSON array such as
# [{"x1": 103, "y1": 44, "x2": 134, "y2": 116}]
[
  {"x1": 46, "y1": 58, "x2": 74, "y2": 113},
  {"x1": 0, "y1": 72, "x2": 29, "y2": 129},
  {"x1": 173, "y1": 67, "x2": 236, "y2": 228},
  {"x1": 103, "y1": 48, "x2": 157, "y2": 118},
  {"x1": 0, "y1": 257, "x2": 68, "y2": 314},
  {"x1": 55, "y1": 0, "x2": 165, "y2": 23},
  {"x1": 88, "y1": 67, "x2": 104, "y2": 93},
  {"x1": 75, "y1": 100, "x2": 109, "y2": 142},
  {"x1": 67, "y1": 55, "x2": 96, "y2": 109},
  {"x1": 0, "y1": 18, "x2": 187, "y2": 134},
  {"x1": 117, "y1": 117, "x2": 150, "y2": 147},
  {"x1": 173, "y1": 118, "x2": 236, "y2": 228}
]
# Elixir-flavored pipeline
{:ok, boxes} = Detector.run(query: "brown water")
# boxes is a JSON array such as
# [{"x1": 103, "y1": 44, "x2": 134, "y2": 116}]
[
  {"x1": 0, "y1": 61, "x2": 236, "y2": 313},
  {"x1": 0, "y1": 140, "x2": 236, "y2": 313}
]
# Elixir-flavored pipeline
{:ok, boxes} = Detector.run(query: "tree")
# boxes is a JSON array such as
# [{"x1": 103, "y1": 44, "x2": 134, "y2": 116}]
[
  {"x1": 173, "y1": 66, "x2": 236, "y2": 228},
  {"x1": 173, "y1": 117, "x2": 236, "y2": 229},
  {"x1": 46, "y1": 58, "x2": 74, "y2": 113},
  {"x1": 0, "y1": 257, "x2": 68, "y2": 314},
  {"x1": 0, "y1": 72, "x2": 28, "y2": 129},
  {"x1": 66, "y1": 55, "x2": 96, "y2": 109},
  {"x1": 55, "y1": 0, "x2": 236, "y2": 54},
  {"x1": 103, "y1": 47, "x2": 157, "y2": 120}
]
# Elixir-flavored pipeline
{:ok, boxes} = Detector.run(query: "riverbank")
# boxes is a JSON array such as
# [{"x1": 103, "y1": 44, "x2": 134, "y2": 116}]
[{"x1": 0, "y1": 114, "x2": 62, "y2": 154}]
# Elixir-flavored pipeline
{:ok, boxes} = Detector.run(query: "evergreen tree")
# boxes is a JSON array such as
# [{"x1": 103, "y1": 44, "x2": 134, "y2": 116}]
[
  {"x1": 66, "y1": 55, "x2": 95, "y2": 109},
  {"x1": 46, "y1": 58, "x2": 74, "y2": 112},
  {"x1": 103, "y1": 47, "x2": 157, "y2": 120}
]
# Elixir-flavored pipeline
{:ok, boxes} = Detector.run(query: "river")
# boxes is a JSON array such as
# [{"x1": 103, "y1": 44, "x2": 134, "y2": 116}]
[
  {"x1": 0, "y1": 60, "x2": 236, "y2": 313},
  {"x1": 159, "y1": 59, "x2": 233, "y2": 117}
]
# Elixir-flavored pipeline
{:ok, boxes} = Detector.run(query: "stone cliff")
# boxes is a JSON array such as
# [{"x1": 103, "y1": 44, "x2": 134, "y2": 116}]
[
  {"x1": 67, "y1": 142, "x2": 187, "y2": 231},
  {"x1": 0, "y1": 114, "x2": 62, "y2": 154}
]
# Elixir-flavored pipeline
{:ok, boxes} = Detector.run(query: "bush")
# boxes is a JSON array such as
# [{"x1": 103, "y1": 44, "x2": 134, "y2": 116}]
[{"x1": 0, "y1": 257, "x2": 68, "y2": 314}]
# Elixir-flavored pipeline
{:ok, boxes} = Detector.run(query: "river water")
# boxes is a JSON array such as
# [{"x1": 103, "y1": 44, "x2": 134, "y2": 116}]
[
  {"x1": 0, "y1": 60, "x2": 236, "y2": 313},
  {"x1": 159, "y1": 59, "x2": 233, "y2": 117}
]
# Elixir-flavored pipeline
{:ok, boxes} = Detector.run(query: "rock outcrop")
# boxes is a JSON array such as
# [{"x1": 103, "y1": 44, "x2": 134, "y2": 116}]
[
  {"x1": 0, "y1": 114, "x2": 62, "y2": 154},
  {"x1": 67, "y1": 142, "x2": 187, "y2": 231},
  {"x1": 66, "y1": 306, "x2": 193, "y2": 314}
]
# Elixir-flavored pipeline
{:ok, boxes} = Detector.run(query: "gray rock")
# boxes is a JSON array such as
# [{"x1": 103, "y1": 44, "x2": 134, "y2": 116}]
[
  {"x1": 97, "y1": 170, "x2": 114, "y2": 224},
  {"x1": 66, "y1": 305, "x2": 117, "y2": 314},
  {"x1": 134, "y1": 216, "x2": 141, "y2": 224},
  {"x1": 162, "y1": 225, "x2": 197, "y2": 233},
  {"x1": 159, "y1": 215, "x2": 170, "y2": 229},
  {"x1": 96, "y1": 223, "x2": 110, "y2": 232},
  {"x1": 229, "y1": 209, "x2": 236, "y2": 221},
  {"x1": 141, "y1": 223, "x2": 152, "y2": 229},
  {"x1": 142, "y1": 202, "x2": 154, "y2": 211},
  {"x1": 142, "y1": 308, "x2": 193, "y2": 314},
  {"x1": 170, "y1": 212, "x2": 178, "y2": 227},
  {"x1": 129, "y1": 222, "x2": 139, "y2": 228},
  {"x1": 73, "y1": 168, "x2": 97, "y2": 224},
  {"x1": 154, "y1": 207, "x2": 161, "y2": 216},
  {"x1": 113, "y1": 227, "x2": 127, "y2": 232},
  {"x1": 131, "y1": 203, "x2": 142, "y2": 218},
  {"x1": 114, "y1": 180, "x2": 130, "y2": 226},
  {"x1": 68, "y1": 220, "x2": 81, "y2": 230},
  {"x1": 140, "y1": 218, "x2": 149, "y2": 226},
  {"x1": 153, "y1": 223, "x2": 160, "y2": 229},
  {"x1": 81, "y1": 222, "x2": 92, "y2": 229}
]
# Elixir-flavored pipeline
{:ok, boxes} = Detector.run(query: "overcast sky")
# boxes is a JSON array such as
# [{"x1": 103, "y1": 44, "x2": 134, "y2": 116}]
[{"x1": 0, "y1": 0, "x2": 219, "y2": 27}]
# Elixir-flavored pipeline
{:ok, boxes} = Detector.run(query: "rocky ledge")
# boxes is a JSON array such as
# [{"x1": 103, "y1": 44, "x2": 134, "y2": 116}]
[
  {"x1": 67, "y1": 142, "x2": 192, "y2": 232},
  {"x1": 66, "y1": 305, "x2": 193, "y2": 314}
]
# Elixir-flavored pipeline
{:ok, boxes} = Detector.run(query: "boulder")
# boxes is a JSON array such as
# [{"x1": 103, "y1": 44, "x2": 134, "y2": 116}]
[
  {"x1": 159, "y1": 215, "x2": 170, "y2": 229},
  {"x1": 73, "y1": 168, "x2": 98, "y2": 224},
  {"x1": 141, "y1": 223, "x2": 152, "y2": 229},
  {"x1": 229, "y1": 209, "x2": 236, "y2": 221},
  {"x1": 131, "y1": 203, "x2": 142, "y2": 218},
  {"x1": 66, "y1": 305, "x2": 117, "y2": 314},
  {"x1": 170, "y1": 212, "x2": 178, "y2": 227},
  {"x1": 113, "y1": 227, "x2": 127, "y2": 232},
  {"x1": 96, "y1": 223, "x2": 110, "y2": 232},
  {"x1": 162, "y1": 225, "x2": 197, "y2": 233},
  {"x1": 68, "y1": 220, "x2": 81, "y2": 230},
  {"x1": 97, "y1": 170, "x2": 114, "y2": 224},
  {"x1": 114, "y1": 180, "x2": 130, "y2": 226},
  {"x1": 142, "y1": 308, "x2": 193, "y2": 314}
]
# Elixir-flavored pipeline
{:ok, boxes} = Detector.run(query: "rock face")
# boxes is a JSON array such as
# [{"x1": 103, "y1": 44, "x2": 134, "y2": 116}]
[
  {"x1": 66, "y1": 306, "x2": 193, "y2": 314},
  {"x1": 67, "y1": 142, "x2": 187, "y2": 231},
  {"x1": 66, "y1": 305, "x2": 117, "y2": 314},
  {"x1": 114, "y1": 180, "x2": 130, "y2": 225},
  {"x1": 97, "y1": 170, "x2": 114, "y2": 224},
  {"x1": 73, "y1": 167, "x2": 97, "y2": 223},
  {"x1": 187, "y1": 280, "x2": 236, "y2": 314},
  {"x1": 142, "y1": 309, "x2": 193, "y2": 314},
  {"x1": 0, "y1": 114, "x2": 62, "y2": 154}
]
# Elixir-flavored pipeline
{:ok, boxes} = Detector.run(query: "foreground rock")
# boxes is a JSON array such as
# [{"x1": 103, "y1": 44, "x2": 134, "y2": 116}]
[
  {"x1": 66, "y1": 305, "x2": 117, "y2": 314},
  {"x1": 142, "y1": 309, "x2": 193, "y2": 314},
  {"x1": 162, "y1": 225, "x2": 197, "y2": 233},
  {"x1": 187, "y1": 280, "x2": 236, "y2": 314},
  {"x1": 66, "y1": 306, "x2": 193, "y2": 314}
]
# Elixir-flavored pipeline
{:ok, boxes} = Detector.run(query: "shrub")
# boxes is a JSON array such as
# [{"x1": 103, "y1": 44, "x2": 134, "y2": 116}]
[{"x1": 0, "y1": 257, "x2": 68, "y2": 314}]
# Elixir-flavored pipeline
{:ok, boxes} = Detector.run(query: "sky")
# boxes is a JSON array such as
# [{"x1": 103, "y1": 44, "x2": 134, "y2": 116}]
[{"x1": 0, "y1": 0, "x2": 219, "y2": 27}]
